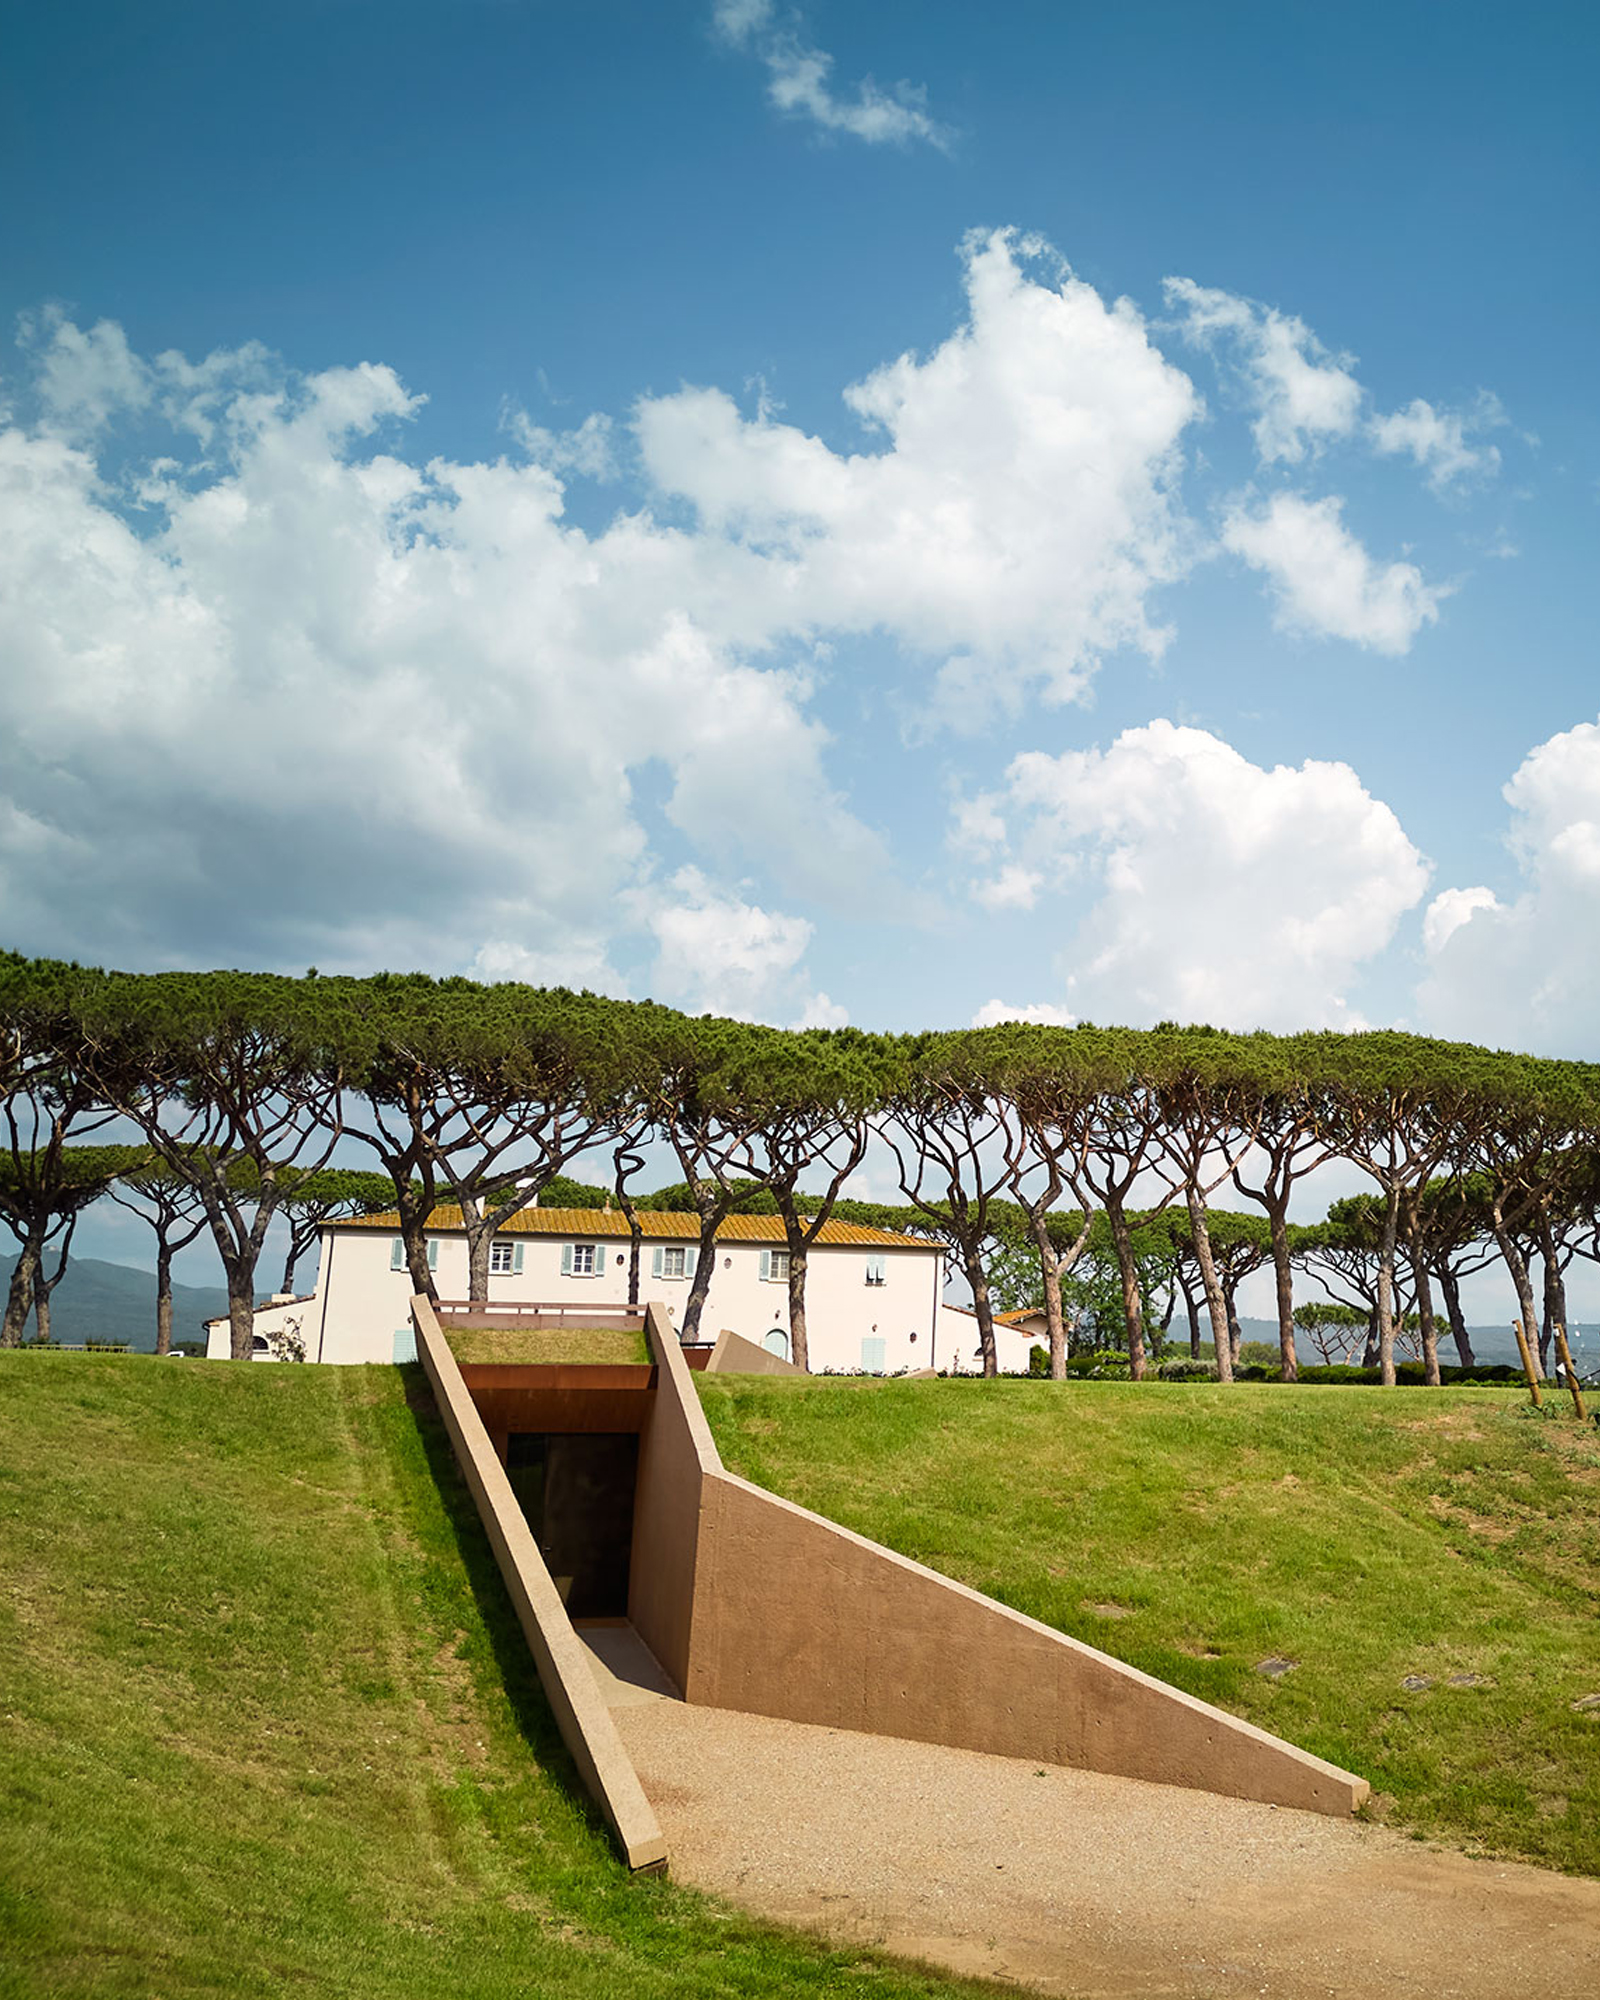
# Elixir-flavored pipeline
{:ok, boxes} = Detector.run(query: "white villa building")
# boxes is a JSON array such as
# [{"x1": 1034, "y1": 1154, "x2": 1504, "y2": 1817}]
[{"x1": 205, "y1": 1206, "x2": 1039, "y2": 1375}]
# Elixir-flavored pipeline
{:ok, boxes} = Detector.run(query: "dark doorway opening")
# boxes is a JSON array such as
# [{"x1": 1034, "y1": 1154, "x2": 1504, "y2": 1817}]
[{"x1": 505, "y1": 1432, "x2": 639, "y2": 1618}]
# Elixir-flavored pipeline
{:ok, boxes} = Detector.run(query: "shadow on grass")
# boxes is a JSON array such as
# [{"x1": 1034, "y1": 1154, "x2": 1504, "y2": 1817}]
[{"x1": 391, "y1": 1363, "x2": 616, "y2": 1854}]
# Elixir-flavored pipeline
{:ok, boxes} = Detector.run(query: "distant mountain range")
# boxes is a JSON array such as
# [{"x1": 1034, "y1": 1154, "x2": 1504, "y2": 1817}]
[{"x1": 1, "y1": 1254, "x2": 230, "y2": 1352}]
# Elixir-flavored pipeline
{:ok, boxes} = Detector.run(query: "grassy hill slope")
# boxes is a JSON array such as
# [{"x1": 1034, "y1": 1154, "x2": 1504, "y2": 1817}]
[
  {"x1": 0, "y1": 1355, "x2": 986, "y2": 2000},
  {"x1": 699, "y1": 1375, "x2": 1600, "y2": 1878}
]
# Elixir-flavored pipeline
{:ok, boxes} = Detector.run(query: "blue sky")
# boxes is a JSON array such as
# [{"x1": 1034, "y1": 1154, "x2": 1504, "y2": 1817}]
[{"x1": 3, "y1": 0, "x2": 1597, "y2": 1058}]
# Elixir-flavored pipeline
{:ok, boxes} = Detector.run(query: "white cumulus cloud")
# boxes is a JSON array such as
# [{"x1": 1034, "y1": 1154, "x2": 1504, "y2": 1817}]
[
  {"x1": 970, "y1": 720, "x2": 1430, "y2": 1030},
  {"x1": 1418, "y1": 718, "x2": 1600, "y2": 1054},
  {"x1": 1165, "y1": 277, "x2": 1363, "y2": 465},
  {"x1": 0, "y1": 330, "x2": 888, "y2": 976},
  {"x1": 1370, "y1": 393, "x2": 1504, "y2": 495},
  {"x1": 639, "y1": 227, "x2": 1199, "y2": 721},
  {"x1": 1221, "y1": 491, "x2": 1444, "y2": 653},
  {"x1": 645, "y1": 865, "x2": 827, "y2": 1022},
  {"x1": 971, "y1": 999, "x2": 1077, "y2": 1028},
  {"x1": 712, "y1": 0, "x2": 950, "y2": 149}
]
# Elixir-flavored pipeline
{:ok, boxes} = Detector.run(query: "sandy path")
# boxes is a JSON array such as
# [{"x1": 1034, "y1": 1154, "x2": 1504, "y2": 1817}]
[{"x1": 579, "y1": 1626, "x2": 1600, "y2": 2000}]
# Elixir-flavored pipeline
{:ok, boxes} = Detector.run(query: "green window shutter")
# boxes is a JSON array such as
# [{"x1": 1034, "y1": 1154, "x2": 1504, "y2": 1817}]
[
  {"x1": 512, "y1": 1242, "x2": 525, "y2": 1276},
  {"x1": 759, "y1": 1249, "x2": 771, "y2": 1281},
  {"x1": 391, "y1": 1238, "x2": 405, "y2": 1272},
  {"x1": 651, "y1": 1247, "x2": 663, "y2": 1279},
  {"x1": 561, "y1": 1244, "x2": 573, "y2": 1277},
  {"x1": 426, "y1": 1239, "x2": 438, "y2": 1272},
  {"x1": 686, "y1": 1245, "x2": 698, "y2": 1276}
]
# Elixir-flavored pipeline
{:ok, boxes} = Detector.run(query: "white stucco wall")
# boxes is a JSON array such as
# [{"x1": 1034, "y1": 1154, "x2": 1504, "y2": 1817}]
[
  {"x1": 938, "y1": 1304, "x2": 1040, "y2": 1375},
  {"x1": 242, "y1": 1220, "x2": 953, "y2": 1374}
]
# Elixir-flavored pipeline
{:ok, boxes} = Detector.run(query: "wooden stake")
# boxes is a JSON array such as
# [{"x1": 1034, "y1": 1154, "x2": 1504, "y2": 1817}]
[
  {"x1": 1551, "y1": 1324, "x2": 1589, "y2": 1423},
  {"x1": 1511, "y1": 1319, "x2": 1544, "y2": 1407}
]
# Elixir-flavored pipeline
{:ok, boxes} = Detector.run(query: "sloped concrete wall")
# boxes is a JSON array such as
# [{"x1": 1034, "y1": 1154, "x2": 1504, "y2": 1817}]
[
  {"x1": 413, "y1": 1297, "x2": 668, "y2": 1872},
  {"x1": 628, "y1": 1305, "x2": 714, "y2": 1698},
  {"x1": 706, "y1": 1327, "x2": 803, "y2": 1375},
  {"x1": 643, "y1": 1309, "x2": 1367, "y2": 1818}
]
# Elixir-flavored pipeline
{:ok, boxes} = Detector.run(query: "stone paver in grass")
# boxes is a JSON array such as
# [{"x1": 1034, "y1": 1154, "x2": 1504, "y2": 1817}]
[
  {"x1": 1401, "y1": 1675, "x2": 1436, "y2": 1691},
  {"x1": 1082, "y1": 1600, "x2": 1132, "y2": 1619},
  {"x1": 1571, "y1": 1693, "x2": 1600, "y2": 1714},
  {"x1": 1446, "y1": 1673, "x2": 1495, "y2": 1689},
  {"x1": 1255, "y1": 1655, "x2": 1297, "y2": 1678}
]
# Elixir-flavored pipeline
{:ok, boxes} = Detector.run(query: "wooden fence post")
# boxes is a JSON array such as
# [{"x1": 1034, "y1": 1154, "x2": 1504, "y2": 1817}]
[
  {"x1": 1511, "y1": 1320, "x2": 1544, "y2": 1408},
  {"x1": 1550, "y1": 1324, "x2": 1589, "y2": 1423}
]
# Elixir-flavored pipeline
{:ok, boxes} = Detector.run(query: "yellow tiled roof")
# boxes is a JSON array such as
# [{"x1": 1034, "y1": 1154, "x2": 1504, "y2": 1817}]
[{"x1": 339, "y1": 1206, "x2": 937, "y2": 1250}]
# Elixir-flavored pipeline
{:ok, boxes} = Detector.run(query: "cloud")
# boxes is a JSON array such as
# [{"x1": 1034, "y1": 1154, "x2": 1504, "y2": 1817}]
[
  {"x1": 1165, "y1": 277, "x2": 1362, "y2": 465},
  {"x1": 469, "y1": 938, "x2": 628, "y2": 997},
  {"x1": 971, "y1": 999, "x2": 1076, "y2": 1028},
  {"x1": 0, "y1": 242, "x2": 1503, "y2": 1002},
  {"x1": 970, "y1": 720, "x2": 1430, "y2": 1029},
  {"x1": 503, "y1": 407, "x2": 618, "y2": 480},
  {"x1": 1418, "y1": 718, "x2": 1600, "y2": 1054},
  {"x1": 973, "y1": 863, "x2": 1041, "y2": 911},
  {"x1": 1221, "y1": 492, "x2": 1444, "y2": 653},
  {"x1": 17, "y1": 305, "x2": 277, "y2": 446},
  {"x1": 1370, "y1": 393, "x2": 1504, "y2": 495},
  {"x1": 638, "y1": 227, "x2": 1199, "y2": 720},
  {"x1": 19, "y1": 310, "x2": 153, "y2": 433},
  {"x1": 644, "y1": 865, "x2": 831, "y2": 1022},
  {"x1": 712, "y1": 1, "x2": 950, "y2": 150},
  {"x1": 0, "y1": 328, "x2": 889, "y2": 977}
]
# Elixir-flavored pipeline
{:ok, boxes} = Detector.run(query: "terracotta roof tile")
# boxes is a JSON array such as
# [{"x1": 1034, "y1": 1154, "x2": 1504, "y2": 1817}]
[{"x1": 338, "y1": 1206, "x2": 937, "y2": 1250}]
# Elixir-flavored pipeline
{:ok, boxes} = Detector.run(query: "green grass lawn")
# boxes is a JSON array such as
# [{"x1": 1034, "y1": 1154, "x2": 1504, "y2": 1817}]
[
  {"x1": 444, "y1": 1325, "x2": 652, "y2": 1367},
  {"x1": 698, "y1": 1375, "x2": 1600, "y2": 1878},
  {"x1": 0, "y1": 1354, "x2": 990, "y2": 2000}
]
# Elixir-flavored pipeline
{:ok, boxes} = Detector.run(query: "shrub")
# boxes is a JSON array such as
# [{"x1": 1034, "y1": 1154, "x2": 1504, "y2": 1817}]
[{"x1": 1157, "y1": 1357, "x2": 1218, "y2": 1381}]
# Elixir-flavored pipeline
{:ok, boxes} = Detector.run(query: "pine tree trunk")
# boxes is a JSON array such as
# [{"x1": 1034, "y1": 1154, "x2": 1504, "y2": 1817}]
[
  {"x1": 965, "y1": 1248, "x2": 998, "y2": 1376},
  {"x1": 227, "y1": 1278, "x2": 256, "y2": 1363},
  {"x1": 1375, "y1": 1187, "x2": 1400, "y2": 1387},
  {"x1": 619, "y1": 1197, "x2": 643, "y2": 1309},
  {"x1": 680, "y1": 1213, "x2": 721, "y2": 1343},
  {"x1": 1185, "y1": 1186, "x2": 1233, "y2": 1384},
  {"x1": 1027, "y1": 1212, "x2": 1066, "y2": 1379},
  {"x1": 1182, "y1": 1280, "x2": 1201, "y2": 1359},
  {"x1": 155, "y1": 1239, "x2": 174, "y2": 1357},
  {"x1": 1540, "y1": 1223, "x2": 1567, "y2": 1374},
  {"x1": 1409, "y1": 1241, "x2": 1441, "y2": 1385},
  {"x1": 1438, "y1": 1267, "x2": 1474, "y2": 1368},
  {"x1": 2, "y1": 1236, "x2": 39, "y2": 1347},
  {"x1": 386, "y1": 1152, "x2": 440, "y2": 1304},
  {"x1": 461, "y1": 1198, "x2": 492, "y2": 1307},
  {"x1": 1268, "y1": 1202, "x2": 1298, "y2": 1381},
  {"x1": 1105, "y1": 1201, "x2": 1147, "y2": 1380},
  {"x1": 787, "y1": 1248, "x2": 810, "y2": 1373},
  {"x1": 1491, "y1": 1207, "x2": 1544, "y2": 1379},
  {"x1": 34, "y1": 1286, "x2": 51, "y2": 1346}
]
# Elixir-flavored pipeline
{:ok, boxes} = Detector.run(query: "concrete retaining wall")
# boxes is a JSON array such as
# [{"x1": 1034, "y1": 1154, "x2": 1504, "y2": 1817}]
[
  {"x1": 413, "y1": 1297, "x2": 667, "y2": 1872},
  {"x1": 706, "y1": 1327, "x2": 803, "y2": 1375},
  {"x1": 641, "y1": 1307, "x2": 1368, "y2": 1818}
]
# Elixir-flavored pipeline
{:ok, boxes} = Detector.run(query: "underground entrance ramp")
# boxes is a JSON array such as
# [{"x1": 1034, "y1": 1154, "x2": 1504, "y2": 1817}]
[
  {"x1": 413, "y1": 1292, "x2": 1369, "y2": 1876},
  {"x1": 608, "y1": 1696, "x2": 1600, "y2": 2000},
  {"x1": 567, "y1": 1618, "x2": 1600, "y2": 1999}
]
